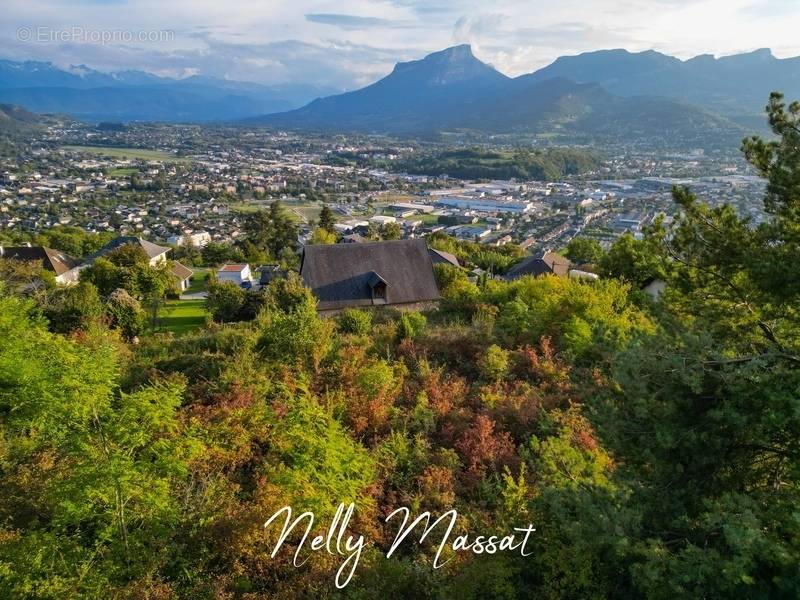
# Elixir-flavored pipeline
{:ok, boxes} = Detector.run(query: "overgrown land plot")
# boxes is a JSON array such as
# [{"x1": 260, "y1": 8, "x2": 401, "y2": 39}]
[{"x1": 159, "y1": 299, "x2": 207, "y2": 335}]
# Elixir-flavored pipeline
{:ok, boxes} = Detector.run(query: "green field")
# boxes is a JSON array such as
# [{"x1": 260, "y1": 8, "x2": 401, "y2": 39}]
[
  {"x1": 107, "y1": 167, "x2": 139, "y2": 177},
  {"x1": 61, "y1": 145, "x2": 189, "y2": 162},
  {"x1": 159, "y1": 300, "x2": 207, "y2": 335},
  {"x1": 185, "y1": 268, "x2": 210, "y2": 295},
  {"x1": 230, "y1": 201, "x2": 321, "y2": 224}
]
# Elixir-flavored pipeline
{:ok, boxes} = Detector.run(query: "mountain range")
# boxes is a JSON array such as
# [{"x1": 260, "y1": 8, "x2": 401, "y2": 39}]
[
  {"x1": 0, "y1": 60, "x2": 336, "y2": 122},
  {"x1": 1, "y1": 45, "x2": 798, "y2": 144},
  {"x1": 250, "y1": 45, "x2": 768, "y2": 145}
]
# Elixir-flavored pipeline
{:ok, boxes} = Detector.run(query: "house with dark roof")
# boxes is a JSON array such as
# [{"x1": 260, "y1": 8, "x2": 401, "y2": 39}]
[
  {"x1": 428, "y1": 247, "x2": 460, "y2": 267},
  {"x1": 0, "y1": 245, "x2": 82, "y2": 284},
  {"x1": 89, "y1": 236, "x2": 171, "y2": 266},
  {"x1": 300, "y1": 238, "x2": 441, "y2": 312},
  {"x1": 505, "y1": 250, "x2": 571, "y2": 280}
]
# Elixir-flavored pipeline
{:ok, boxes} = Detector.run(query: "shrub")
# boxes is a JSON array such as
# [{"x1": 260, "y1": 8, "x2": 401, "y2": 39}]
[{"x1": 339, "y1": 308, "x2": 373, "y2": 335}]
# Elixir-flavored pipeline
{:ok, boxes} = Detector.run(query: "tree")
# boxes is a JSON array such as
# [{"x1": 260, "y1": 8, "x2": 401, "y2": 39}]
[
  {"x1": 256, "y1": 294, "x2": 333, "y2": 372},
  {"x1": 318, "y1": 204, "x2": 336, "y2": 233},
  {"x1": 381, "y1": 222, "x2": 402, "y2": 240},
  {"x1": 244, "y1": 201, "x2": 298, "y2": 260},
  {"x1": 598, "y1": 232, "x2": 665, "y2": 288},
  {"x1": 201, "y1": 242, "x2": 241, "y2": 266},
  {"x1": 205, "y1": 280, "x2": 246, "y2": 323},
  {"x1": 564, "y1": 237, "x2": 604, "y2": 265},
  {"x1": 81, "y1": 247, "x2": 177, "y2": 328},
  {"x1": 586, "y1": 92, "x2": 800, "y2": 597},
  {"x1": 310, "y1": 227, "x2": 337, "y2": 245}
]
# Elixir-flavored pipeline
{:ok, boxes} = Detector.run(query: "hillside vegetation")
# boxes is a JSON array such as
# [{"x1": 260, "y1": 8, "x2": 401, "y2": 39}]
[
  {"x1": 0, "y1": 94, "x2": 799, "y2": 598},
  {"x1": 395, "y1": 147, "x2": 602, "y2": 180}
]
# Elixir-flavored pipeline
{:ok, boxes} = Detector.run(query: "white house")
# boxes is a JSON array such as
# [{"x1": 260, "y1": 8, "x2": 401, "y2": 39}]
[
  {"x1": 168, "y1": 231, "x2": 212, "y2": 248},
  {"x1": 217, "y1": 264, "x2": 252, "y2": 285}
]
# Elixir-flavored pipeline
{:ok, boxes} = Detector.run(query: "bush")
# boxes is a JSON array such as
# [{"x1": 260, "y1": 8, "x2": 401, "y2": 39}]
[
  {"x1": 339, "y1": 309, "x2": 373, "y2": 335},
  {"x1": 106, "y1": 288, "x2": 145, "y2": 341},
  {"x1": 398, "y1": 311, "x2": 427, "y2": 340},
  {"x1": 479, "y1": 344, "x2": 510, "y2": 382}
]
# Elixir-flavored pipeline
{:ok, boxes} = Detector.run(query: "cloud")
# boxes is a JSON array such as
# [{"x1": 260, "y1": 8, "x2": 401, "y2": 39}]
[
  {"x1": 741, "y1": 0, "x2": 800, "y2": 18},
  {"x1": 0, "y1": 0, "x2": 798, "y2": 87},
  {"x1": 305, "y1": 13, "x2": 414, "y2": 31}
]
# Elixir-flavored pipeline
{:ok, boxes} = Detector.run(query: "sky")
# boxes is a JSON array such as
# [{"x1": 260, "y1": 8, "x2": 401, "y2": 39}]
[{"x1": 2, "y1": 0, "x2": 799, "y2": 90}]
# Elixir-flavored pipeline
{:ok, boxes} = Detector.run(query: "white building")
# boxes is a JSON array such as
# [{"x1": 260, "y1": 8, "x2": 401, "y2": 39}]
[
  {"x1": 168, "y1": 231, "x2": 212, "y2": 247},
  {"x1": 217, "y1": 264, "x2": 252, "y2": 285},
  {"x1": 369, "y1": 215, "x2": 397, "y2": 226}
]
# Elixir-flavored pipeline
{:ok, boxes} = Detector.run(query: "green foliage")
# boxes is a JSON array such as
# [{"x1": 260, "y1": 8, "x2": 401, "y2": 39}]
[
  {"x1": 564, "y1": 237, "x2": 604, "y2": 265},
  {"x1": 397, "y1": 311, "x2": 427, "y2": 340},
  {"x1": 478, "y1": 344, "x2": 510, "y2": 382},
  {"x1": 310, "y1": 227, "x2": 337, "y2": 245},
  {"x1": 380, "y1": 222, "x2": 402, "y2": 240},
  {"x1": 396, "y1": 147, "x2": 602, "y2": 181},
  {"x1": 256, "y1": 294, "x2": 333, "y2": 371},
  {"x1": 201, "y1": 241, "x2": 244, "y2": 266},
  {"x1": 0, "y1": 293, "x2": 195, "y2": 598},
  {"x1": 429, "y1": 232, "x2": 524, "y2": 274},
  {"x1": 106, "y1": 288, "x2": 146, "y2": 340},
  {"x1": 339, "y1": 309, "x2": 373, "y2": 335},
  {"x1": 243, "y1": 200, "x2": 299, "y2": 262},
  {"x1": 205, "y1": 280, "x2": 246, "y2": 323},
  {"x1": 490, "y1": 275, "x2": 653, "y2": 358},
  {"x1": 263, "y1": 382, "x2": 375, "y2": 517},
  {"x1": 598, "y1": 232, "x2": 665, "y2": 287},
  {"x1": 318, "y1": 204, "x2": 337, "y2": 233},
  {"x1": 41, "y1": 280, "x2": 104, "y2": 334}
]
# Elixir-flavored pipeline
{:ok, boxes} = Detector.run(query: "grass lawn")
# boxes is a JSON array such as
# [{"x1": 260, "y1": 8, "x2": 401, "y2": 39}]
[
  {"x1": 159, "y1": 299, "x2": 207, "y2": 335},
  {"x1": 412, "y1": 213, "x2": 441, "y2": 225},
  {"x1": 186, "y1": 268, "x2": 210, "y2": 294},
  {"x1": 61, "y1": 145, "x2": 190, "y2": 162},
  {"x1": 289, "y1": 204, "x2": 322, "y2": 224}
]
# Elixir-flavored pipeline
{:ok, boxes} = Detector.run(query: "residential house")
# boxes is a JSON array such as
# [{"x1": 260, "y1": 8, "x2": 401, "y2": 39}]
[
  {"x1": 217, "y1": 264, "x2": 252, "y2": 285},
  {"x1": 0, "y1": 245, "x2": 82, "y2": 285},
  {"x1": 505, "y1": 250, "x2": 571, "y2": 280},
  {"x1": 171, "y1": 262, "x2": 194, "y2": 292},
  {"x1": 90, "y1": 236, "x2": 171, "y2": 266},
  {"x1": 428, "y1": 248, "x2": 460, "y2": 267},
  {"x1": 89, "y1": 236, "x2": 194, "y2": 290},
  {"x1": 300, "y1": 238, "x2": 441, "y2": 312}
]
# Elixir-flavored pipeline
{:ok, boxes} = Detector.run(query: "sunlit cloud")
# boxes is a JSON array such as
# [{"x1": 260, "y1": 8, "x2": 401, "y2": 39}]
[{"x1": 0, "y1": 0, "x2": 797, "y2": 87}]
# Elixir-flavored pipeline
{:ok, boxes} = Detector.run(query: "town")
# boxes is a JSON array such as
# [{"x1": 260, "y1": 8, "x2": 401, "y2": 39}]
[{"x1": 1, "y1": 121, "x2": 767, "y2": 248}]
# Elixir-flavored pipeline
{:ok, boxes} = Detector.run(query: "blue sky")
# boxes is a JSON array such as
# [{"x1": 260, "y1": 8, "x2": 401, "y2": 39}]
[{"x1": 2, "y1": 0, "x2": 799, "y2": 89}]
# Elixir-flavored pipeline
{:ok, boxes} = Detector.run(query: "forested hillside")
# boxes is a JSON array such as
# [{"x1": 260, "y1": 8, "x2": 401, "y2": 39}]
[{"x1": 0, "y1": 94, "x2": 798, "y2": 598}]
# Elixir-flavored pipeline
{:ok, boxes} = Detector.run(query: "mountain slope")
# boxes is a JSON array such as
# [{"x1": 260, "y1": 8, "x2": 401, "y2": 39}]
[
  {"x1": 249, "y1": 45, "x2": 745, "y2": 145},
  {"x1": 523, "y1": 48, "x2": 800, "y2": 116},
  {"x1": 251, "y1": 45, "x2": 510, "y2": 131},
  {"x1": 0, "y1": 60, "x2": 335, "y2": 122}
]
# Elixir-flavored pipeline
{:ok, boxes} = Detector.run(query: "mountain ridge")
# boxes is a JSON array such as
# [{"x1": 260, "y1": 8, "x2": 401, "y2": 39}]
[
  {"x1": 0, "y1": 59, "x2": 337, "y2": 122},
  {"x1": 247, "y1": 45, "x2": 748, "y2": 145}
]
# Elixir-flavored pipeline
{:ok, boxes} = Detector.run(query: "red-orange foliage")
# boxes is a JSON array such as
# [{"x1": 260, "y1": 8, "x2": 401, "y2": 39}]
[{"x1": 455, "y1": 414, "x2": 518, "y2": 489}]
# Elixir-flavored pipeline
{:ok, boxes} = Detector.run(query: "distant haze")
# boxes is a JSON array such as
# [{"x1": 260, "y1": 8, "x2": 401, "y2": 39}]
[{"x1": 2, "y1": 0, "x2": 800, "y2": 90}]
